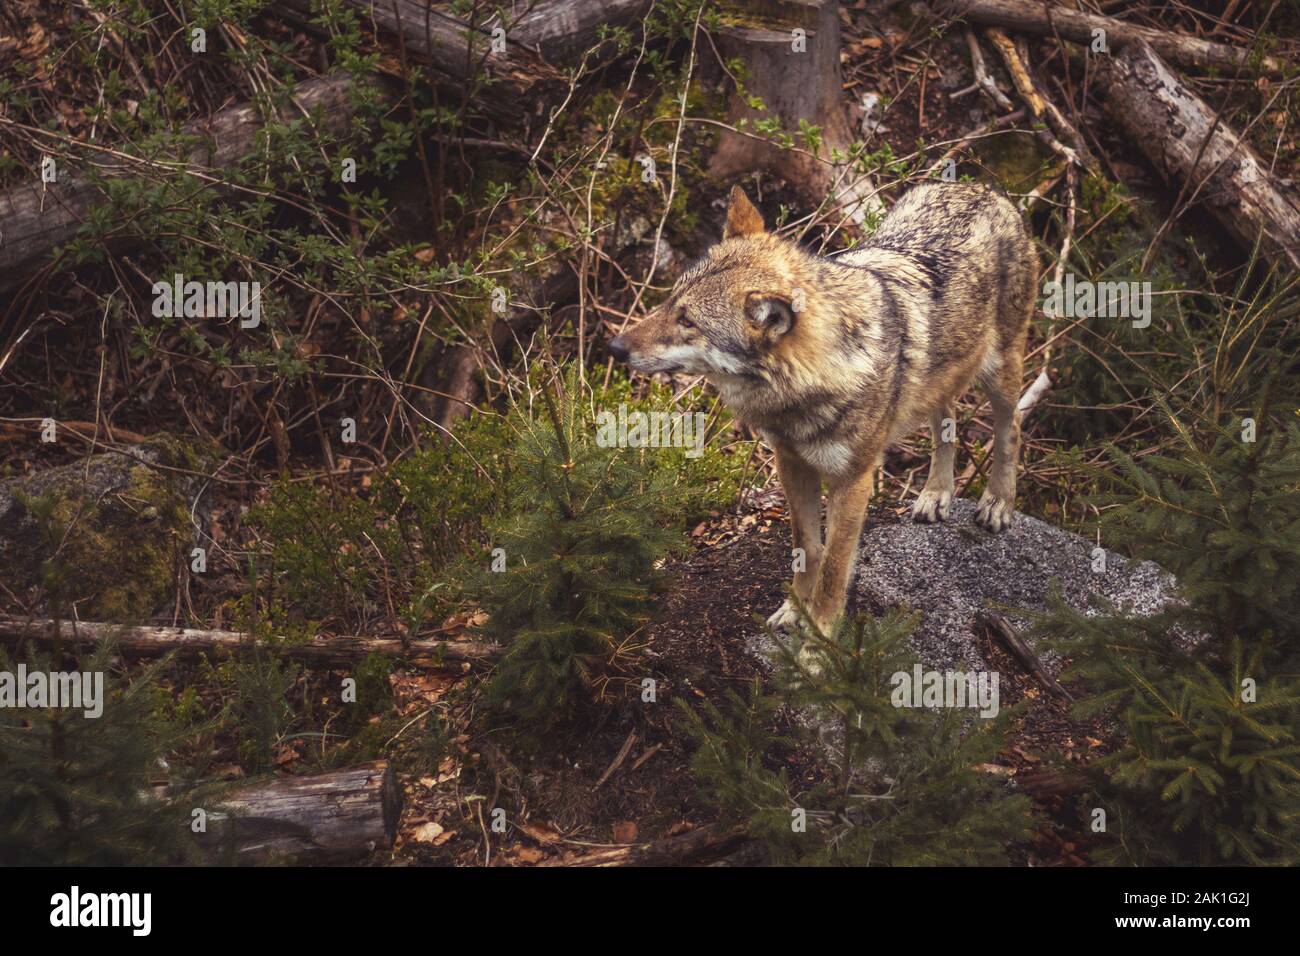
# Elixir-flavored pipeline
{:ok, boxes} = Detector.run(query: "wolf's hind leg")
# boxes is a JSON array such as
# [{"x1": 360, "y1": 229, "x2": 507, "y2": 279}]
[
  {"x1": 912, "y1": 404, "x2": 957, "y2": 523},
  {"x1": 975, "y1": 350, "x2": 1023, "y2": 533},
  {"x1": 766, "y1": 446, "x2": 823, "y2": 632}
]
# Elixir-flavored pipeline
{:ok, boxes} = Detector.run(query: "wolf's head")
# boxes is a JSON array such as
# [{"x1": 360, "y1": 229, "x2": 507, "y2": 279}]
[{"x1": 609, "y1": 187, "x2": 803, "y2": 382}]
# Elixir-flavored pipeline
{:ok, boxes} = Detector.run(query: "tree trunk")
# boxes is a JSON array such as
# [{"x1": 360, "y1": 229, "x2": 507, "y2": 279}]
[
  {"x1": 709, "y1": 0, "x2": 858, "y2": 205},
  {"x1": 278, "y1": 0, "x2": 560, "y2": 121},
  {"x1": 197, "y1": 761, "x2": 402, "y2": 864},
  {"x1": 0, "y1": 616, "x2": 501, "y2": 668},
  {"x1": 943, "y1": 0, "x2": 1286, "y2": 75},
  {"x1": 512, "y1": 0, "x2": 654, "y2": 63},
  {"x1": 1103, "y1": 40, "x2": 1300, "y2": 273}
]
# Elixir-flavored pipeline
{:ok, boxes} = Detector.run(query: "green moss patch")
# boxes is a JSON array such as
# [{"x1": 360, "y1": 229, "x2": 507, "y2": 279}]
[{"x1": 0, "y1": 439, "x2": 200, "y2": 622}]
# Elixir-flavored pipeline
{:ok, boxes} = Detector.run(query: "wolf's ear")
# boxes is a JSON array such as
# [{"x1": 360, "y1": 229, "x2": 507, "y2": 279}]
[
  {"x1": 744, "y1": 292, "x2": 795, "y2": 340},
  {"x1": 724, "y1": 186, "x2": 766, "y2": 238}
]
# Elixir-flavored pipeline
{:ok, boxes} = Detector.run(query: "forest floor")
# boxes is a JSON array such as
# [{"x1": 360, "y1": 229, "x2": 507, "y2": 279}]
[
  {"x1": 391, "y1": 493, "x2": 1114, "y2": 866},
  {"x1": 2, "y1": 0, "x2": 1296, "y2": 866}
]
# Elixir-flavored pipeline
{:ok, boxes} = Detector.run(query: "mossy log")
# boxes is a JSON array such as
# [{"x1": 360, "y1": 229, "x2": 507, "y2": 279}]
[
  {"x1": 943, "y1": 0, "x2": 1287, "y2": 75},
  {"x1": 1103, "y1": 40, "x2": 1300, "y2": 272},
  {"x1": 0, "y1": 617, "x2": 502, "y2": 668},
  {"x1": 196, "y1": 761, "x2": 402, "y2": 864}
]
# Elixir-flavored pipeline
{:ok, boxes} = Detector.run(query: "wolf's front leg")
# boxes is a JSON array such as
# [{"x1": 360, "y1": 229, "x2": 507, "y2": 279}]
[
  {"x1": 975, "y1": 350, "x2": 1024, "y2": 533},
  {"x1": 912, "y1": 404, "x2": 957, "y2": 523},
  {"x1": 766, "y1": 446, "x2": 824, "y2": 632},
  {"x1": 807, "y1": 463, "x2": 877, "y2": 635}
]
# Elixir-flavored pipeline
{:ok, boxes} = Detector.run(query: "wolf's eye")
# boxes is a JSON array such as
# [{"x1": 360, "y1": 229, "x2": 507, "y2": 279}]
[{"x1": 677, "y1": 312, "x2": 695, "y2": 330}]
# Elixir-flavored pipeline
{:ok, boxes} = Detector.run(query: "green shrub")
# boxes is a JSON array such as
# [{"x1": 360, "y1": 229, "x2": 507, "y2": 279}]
[
  {"x1": 0, "y1": 643, "x2": 200, "y2": 864},
  {"x1": 1034, "y1": 399, "x2": 1300, "y2": 864},
  {"x1": 473, "y1": 372, "x2": 684, "y2": 733},
  {"x1": 678, "y1": 608, "x2": 1034, "y2": 865}
]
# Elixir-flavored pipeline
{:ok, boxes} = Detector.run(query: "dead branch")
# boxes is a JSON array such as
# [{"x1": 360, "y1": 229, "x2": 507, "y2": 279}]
[
  {"x1": 0, "y1": 616, "x2": 501, "y2": 668},
  {"x1": 979, "y1": 610, "x2": 1073, "y2": 702},
  {"x1": 965, "y1": 29, "x2": 1014, "y2": 112},
  {"x1": 943, "y1": 0, "x2": 1287, "y2": 74},
  {"x1": 542, "y1": 823, "x2": 749, "y2": 867}
]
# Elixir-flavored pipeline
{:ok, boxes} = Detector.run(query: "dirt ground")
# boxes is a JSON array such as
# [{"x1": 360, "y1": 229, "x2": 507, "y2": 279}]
[{"x1": 392, "y1": 490, "x2": 1114, "y2": 867}]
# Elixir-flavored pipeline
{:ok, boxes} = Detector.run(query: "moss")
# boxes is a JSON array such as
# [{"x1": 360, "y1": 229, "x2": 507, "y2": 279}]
[
  {"x1": 972, "y1": 130, "x2": 1058, "y2": 195},
  {"x1": 0, "y1": 438, "x2": 200, "y2": 622}
]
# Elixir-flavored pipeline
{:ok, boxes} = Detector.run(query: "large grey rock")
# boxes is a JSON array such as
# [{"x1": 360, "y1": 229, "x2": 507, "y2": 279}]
[
  {"x1": 750, "y1": 498, "x2": 1179, "y2": 674},
  {"x1": 853, "y1": 498, "x2": 1178, "y2": 672}
]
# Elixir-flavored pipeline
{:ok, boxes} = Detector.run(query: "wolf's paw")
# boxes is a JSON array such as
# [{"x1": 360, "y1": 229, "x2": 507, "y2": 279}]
[
  {"x1": 911, "y1": 486, "x2": 953, "y2": 523},
  {"x1": 766, "y1": 598, "x2": 803, "y2": 633},
  {"x1": 975, "y1": 491, "x2": 1015, "y2": 533}
]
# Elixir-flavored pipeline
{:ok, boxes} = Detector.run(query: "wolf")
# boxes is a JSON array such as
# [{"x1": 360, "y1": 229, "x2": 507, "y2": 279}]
[{"x1": 609, "y1": 183, "x2": 1037, "y2": 635}]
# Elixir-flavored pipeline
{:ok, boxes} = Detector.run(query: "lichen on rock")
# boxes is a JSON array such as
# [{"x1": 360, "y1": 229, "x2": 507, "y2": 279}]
[{"x1": 749, "y1": 497, "x2": 1181, "y2": 674}]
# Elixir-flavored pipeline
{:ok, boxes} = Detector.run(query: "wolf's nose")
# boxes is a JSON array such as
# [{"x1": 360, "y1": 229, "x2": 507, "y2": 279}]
[{"x1": 608, "y1": 336, "x2": 630, "y2": 363}]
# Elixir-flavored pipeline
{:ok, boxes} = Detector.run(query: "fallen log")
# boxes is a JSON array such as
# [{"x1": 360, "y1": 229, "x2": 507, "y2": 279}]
[
  {"x1": 0, "y1": 616, "x2": 501, "y2": 668},
  {"x1": 942, "y1": 0, "x2": 1287, "y2": 75},
  {"x1": 1103, "y1": 40, "x2": 1300, "y2": 273},
  {"x1": 0, "y1": 73, "x2": 387, "y2": 289},
  {"x1": 195, "y1": 761, "x2": 402, "y2": 864},
  {"x1": 512, "y1": 0, "x2": 654, "y2": 63},
  {"x1": 278, "y1": 0, "x2": 560, "y2": 119}
]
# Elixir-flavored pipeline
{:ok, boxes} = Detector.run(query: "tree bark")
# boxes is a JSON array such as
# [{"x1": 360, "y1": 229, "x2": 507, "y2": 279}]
[
  {"x1": 196, "y1": 761, "x2": 402, "y2": 864},
  {"x1": 709, "y1": 0, "x2": 858, "y2": 205},
  {"x1": 511, "y1": 0, "x2": 654, "y2": 63},
  {"x1": 0, "y1": 616, "x2": 501, "y2": 667},
  {"x1": 1103, "y1": 40, "x2": 1300, "y2": 273},
  {"x1": 942, "y1": 0, "x2": 1287, "y2": 75}
]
